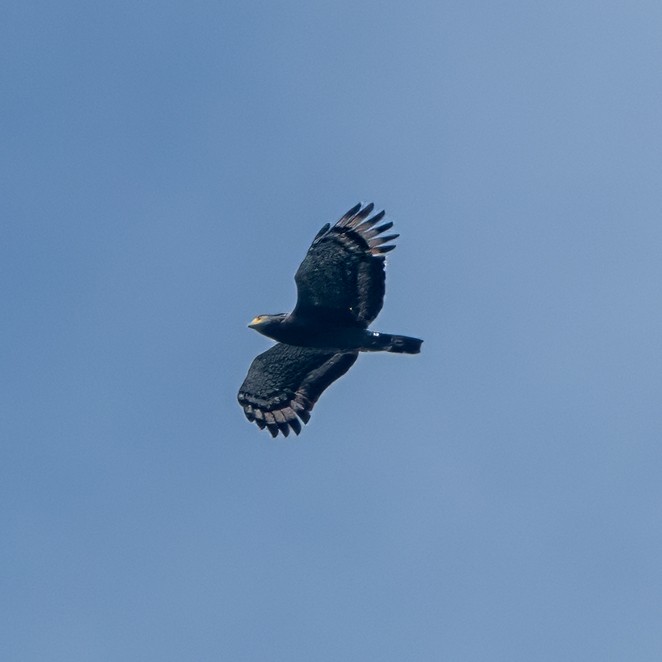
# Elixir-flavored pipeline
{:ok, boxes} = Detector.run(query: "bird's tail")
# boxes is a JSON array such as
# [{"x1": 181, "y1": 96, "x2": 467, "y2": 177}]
[{"x1": 366, "y1": 332, "x2": 423, "y2": 354}]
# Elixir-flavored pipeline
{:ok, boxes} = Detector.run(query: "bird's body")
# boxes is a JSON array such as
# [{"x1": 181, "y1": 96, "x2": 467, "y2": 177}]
[
  {"x1": 249, "y1": 312, "x2": 421, "y2": 353},
  {"x1": 237, "y1": 202, "x2": 422, "y2": 437}
]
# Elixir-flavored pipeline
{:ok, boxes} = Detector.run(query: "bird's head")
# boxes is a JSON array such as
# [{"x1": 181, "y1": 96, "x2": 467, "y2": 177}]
[{"x1": 248, "y1": 313, "x2": 288, "y2": 337}]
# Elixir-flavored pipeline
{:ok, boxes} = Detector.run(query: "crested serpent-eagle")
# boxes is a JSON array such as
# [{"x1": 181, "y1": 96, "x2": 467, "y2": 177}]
[{"x1": 237, "y1": 202, "x2": 422, "y2": 437}]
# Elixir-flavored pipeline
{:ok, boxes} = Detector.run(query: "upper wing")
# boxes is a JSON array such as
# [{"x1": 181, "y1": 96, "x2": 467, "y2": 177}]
[
  {"x1": 293, "y1": 203, "x2": 399, "y2": 326},
  {"x1": 237, "y1": 343, "x2": 359, "y2": 437}
]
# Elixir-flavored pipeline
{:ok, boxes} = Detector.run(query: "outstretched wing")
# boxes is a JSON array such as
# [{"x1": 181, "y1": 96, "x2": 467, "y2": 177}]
[
  {"x1": 293, "y1": 203, "x2": 399, "y2": 326},
  {"x1": 237, "y1": 343, "x2": 359, "y2": 437}
]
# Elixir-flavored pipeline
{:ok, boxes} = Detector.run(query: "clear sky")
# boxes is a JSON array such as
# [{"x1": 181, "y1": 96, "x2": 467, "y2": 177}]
[{"x1": 2, "y1": 1, "x2": 662, "y2": 660}]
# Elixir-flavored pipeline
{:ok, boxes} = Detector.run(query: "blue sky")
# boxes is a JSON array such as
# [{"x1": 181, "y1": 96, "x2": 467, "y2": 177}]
[{"x1": 2, "y1": 1, "x2": 662, "y2": 660}]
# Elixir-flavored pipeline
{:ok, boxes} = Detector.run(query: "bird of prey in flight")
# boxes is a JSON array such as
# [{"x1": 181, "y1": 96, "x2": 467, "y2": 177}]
[{"x1": 238, "y1": 202, "x2": 422, "y2": 437}]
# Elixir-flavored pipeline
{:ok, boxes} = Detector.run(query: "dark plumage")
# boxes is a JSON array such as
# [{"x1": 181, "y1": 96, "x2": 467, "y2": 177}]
[{"x1": 237, "y1": 202, "x2": 422, "y2": 437}]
